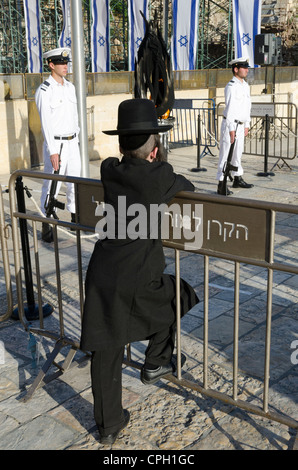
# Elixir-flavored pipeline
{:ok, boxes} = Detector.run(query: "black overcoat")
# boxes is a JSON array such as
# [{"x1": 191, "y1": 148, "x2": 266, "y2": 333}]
[{"x1": 80, "y1": 156, "x2": 199, "y2": 351}]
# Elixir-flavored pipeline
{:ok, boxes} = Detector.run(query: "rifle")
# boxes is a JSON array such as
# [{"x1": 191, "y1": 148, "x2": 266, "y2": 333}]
[
  {"x1": 218, "y1": 121, "x2": 239, "y2": 196},
  {"x1": 44, "y1": 144, "x2": 65, "y2": 219}
]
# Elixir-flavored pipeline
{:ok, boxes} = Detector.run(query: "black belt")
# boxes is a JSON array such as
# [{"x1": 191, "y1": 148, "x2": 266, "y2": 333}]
[
  {"x1": 223, "y1": 117, "x2": 244, "y2": 125},
  {"x1": 54, "y1": 133, "x2": 76, "y2": 141}
]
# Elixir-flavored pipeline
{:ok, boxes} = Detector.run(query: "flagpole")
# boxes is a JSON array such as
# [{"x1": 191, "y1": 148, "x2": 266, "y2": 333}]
[{"x1": 70, "y1": 0, "x2": 89, "y2": 178}]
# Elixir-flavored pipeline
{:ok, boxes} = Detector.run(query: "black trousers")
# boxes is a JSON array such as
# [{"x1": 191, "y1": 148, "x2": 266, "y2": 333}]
[{"x1": 91, "y1": 323, "x2": 176, "y2": 435}]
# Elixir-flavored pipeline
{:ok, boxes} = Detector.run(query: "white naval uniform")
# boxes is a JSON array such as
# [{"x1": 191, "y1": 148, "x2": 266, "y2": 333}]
[
  {"x1": 216, "y1": 76, "x2": 251, "y2": 181},
  {"x1": 35, "y1": 74, "x2": 81, "y2": 215}
]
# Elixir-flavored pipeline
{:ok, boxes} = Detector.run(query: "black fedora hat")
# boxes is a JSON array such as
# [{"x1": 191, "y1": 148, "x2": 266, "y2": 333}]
[{"x1": 103, "y1": 98, "x2": 173, "y2": 135}]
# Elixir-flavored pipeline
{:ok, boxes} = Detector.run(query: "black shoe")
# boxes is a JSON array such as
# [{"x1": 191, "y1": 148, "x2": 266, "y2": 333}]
[
  {"x1": 232, "y1": 176, "x2": 254, "y2": 188},
  {"x1": 42, "y1": 223, "x2": 53, "y2": 243},
  {"x1": 141, "y1": 354, "x2": 186, "y2": 385},
  {"x1": 70, "y1": 213, "x2": 76, "y2": 231},
  {"x1": 99, "y1": 409, "x2": 130, "y2": 446},
  {"x1": 217, "y1": 181, "x2": 233, "y2": 196}
]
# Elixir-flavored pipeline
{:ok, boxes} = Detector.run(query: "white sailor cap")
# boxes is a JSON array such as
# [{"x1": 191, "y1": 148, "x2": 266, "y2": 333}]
[
  {"x1": 228, "y1": 57, "x2": 249, "y2": 68},
  {"x1": 43, "y1": 48, "x2": 71, "y2": 64}
]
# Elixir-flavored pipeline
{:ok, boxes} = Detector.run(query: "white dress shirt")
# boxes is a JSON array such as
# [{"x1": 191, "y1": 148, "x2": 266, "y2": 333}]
[
  {"x1": 35, "y1": 75, "x2": 80, "y2": 156},
  {"x1": 223, "y1": 76, "x2": 251, "y2": 132}
]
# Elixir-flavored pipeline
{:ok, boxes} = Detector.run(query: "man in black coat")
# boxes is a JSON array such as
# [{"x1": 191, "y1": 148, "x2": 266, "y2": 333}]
[{"x1": 80, "y1": 99, "x2": 199, "y2": 445}]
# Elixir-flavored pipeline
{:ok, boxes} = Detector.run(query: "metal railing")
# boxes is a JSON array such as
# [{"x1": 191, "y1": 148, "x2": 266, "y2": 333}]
[
  {"x1": 6, "y1": 169, "x2": 298, "y2": 430},
  {"x1": 0, "y1": 186, "x2": 13, "y2": 322},
  {"x1": 217, "y1": 101, "x2": 298, "y2": 169},
  {"x1": 169, "y1": 98, "x2": 218, "y2": 159}
]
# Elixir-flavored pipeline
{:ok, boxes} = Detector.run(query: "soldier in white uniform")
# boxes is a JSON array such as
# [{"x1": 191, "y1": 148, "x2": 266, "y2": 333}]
[
  {"x1": 35, "y1": 48, "x2": 81, "y2": 242},
  {"x1": 216, "y1": 57, "x2": 253, "y2": 195}
]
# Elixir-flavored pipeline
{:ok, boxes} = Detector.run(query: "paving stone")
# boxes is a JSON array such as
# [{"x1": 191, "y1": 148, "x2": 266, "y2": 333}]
[{"x1": 0, "y1": 414, "x2": 81, "y2": 450}]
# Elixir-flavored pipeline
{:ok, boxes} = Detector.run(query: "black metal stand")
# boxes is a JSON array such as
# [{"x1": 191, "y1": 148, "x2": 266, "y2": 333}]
[
  {"x1": 257, "y1": 114, "x2": 275, "y2": 177},
  {"x1": 12, "y1": 176, "x2": 53, "y2": 321},
  {"x1": 190, "y1": 114, "x2": 207, "y2": 172}
]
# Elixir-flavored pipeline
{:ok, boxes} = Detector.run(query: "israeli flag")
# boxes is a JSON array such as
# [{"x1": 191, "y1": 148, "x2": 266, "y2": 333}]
[
  {"x1": 91, "y1": 0, "x2": 110, "y2": 72},
  {"x1": 59, "y1": 0, "x2": 72, "y2": 71},
  {"x1": 171, "y1": 0, "x2": 200, "y2": 71},
  {"x1": 233, "y1": 0, "x2": 262, "y2": 67},
  {"x1": 23, "y1": 0, "x2": 43, "y2": 73},
  {"x1": 128, "y1": 0, "x2": 149, "y2": 71}
]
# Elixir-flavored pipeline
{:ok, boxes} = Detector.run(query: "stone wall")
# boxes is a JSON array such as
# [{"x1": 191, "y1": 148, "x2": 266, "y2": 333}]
[{"x1": 0, "y1": 99, "x2": 30, "y2": 174}]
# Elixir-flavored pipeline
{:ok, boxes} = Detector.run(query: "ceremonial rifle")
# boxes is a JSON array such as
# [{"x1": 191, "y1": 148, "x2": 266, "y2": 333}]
[
  {"x1": 44, "y1": 144, "x2": 65, "y2": 219},
  {"x1": 219, "y1": 121, "x2": 239, "y2": 196}
]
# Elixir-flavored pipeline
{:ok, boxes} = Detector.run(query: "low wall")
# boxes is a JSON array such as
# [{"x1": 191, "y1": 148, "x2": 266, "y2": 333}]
[
  {"x1": 0, "y1": 99, "x2": 31, "y2": 174},
  {"x1": 86, "y1": 89, "x2": 209, "y2": 163}
]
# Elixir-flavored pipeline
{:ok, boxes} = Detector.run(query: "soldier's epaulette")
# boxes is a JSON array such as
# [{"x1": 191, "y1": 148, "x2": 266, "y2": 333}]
[{"x1": 40, "y1": 80, "x2": 50, "y2": 92}]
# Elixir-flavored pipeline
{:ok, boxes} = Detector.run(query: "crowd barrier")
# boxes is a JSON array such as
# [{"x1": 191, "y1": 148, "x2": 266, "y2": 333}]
[
  {"x1": 217, "y1": 101, "x2": 298, "y2": 170},
  {"x1": 169, "y1": 98, "x2": 218, "y2": 161},
  {"x1": 0, "y1": 186, "x2": 13, "y2": 322},
  {"x1": 3, "y1": 169, "x2": 298, "y2": 430},
  {"x1": 169, "y1": 99, "x2": 297, "y2": 173}
]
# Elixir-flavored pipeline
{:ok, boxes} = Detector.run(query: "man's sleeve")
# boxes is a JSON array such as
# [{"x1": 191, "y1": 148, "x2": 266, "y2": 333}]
[
  {"x1": 224, "y1": 83, "x2": 238, "y2": 132},
  {"x1": 245, "y1": 83, "x2": 251, "y2": 128},
  {"x1": 159, "y1": 163, "x2": 195, "y2": 203},
  {"x1": 35, "y1": 85, "x2": 58, "y2": 155}
]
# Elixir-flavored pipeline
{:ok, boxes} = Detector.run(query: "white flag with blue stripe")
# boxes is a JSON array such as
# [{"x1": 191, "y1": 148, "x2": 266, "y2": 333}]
[
  {"x1": 171, "y1": 0, "x2": 199, "y2": 71},
  {"x1": 59, "y1": 0, "x2": 72, "y2": 71},
  {"x1": 128, "y1": 0, "x2": 149, "y2": 71},
  {"x1": 233, "y1": 0, "x2": 262, "y2": 67},
  {"x1": 23, "y1": 0, "x2": 43, "y2": 73},
  {"x1": 91, "y1": 0, "x2": 110, "y2": 72}
]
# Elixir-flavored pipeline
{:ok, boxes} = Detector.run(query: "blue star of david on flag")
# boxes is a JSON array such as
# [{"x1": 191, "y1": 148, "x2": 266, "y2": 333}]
[
  {"x1": 135, "y1": 37, "x2": 143, "y2": 49},
  {"x1": 98, "y1": 36, "x2": 105, "y2": 47},
  {"x1": 65, "y1": 37, "x2": 71, "y2": 47},
  {"x1": 178, "y1": 35, "x2": 188, "y2": 47},
  {"x1": 32, "y1": 37, "x2": 38, "y2": 47},
  {"x1": 241, "y1": 33, "x2": 251, "y2": 46}
]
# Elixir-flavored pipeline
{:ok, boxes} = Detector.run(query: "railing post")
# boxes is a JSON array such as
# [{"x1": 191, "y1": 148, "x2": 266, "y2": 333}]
[
  {"x1": 0, "y1": 186, "x2": 13, "y2": 322},
  {"x1": 191, "y1": 113, "x2": 207, "y2": 172},
  {"x1": 12, "y1": 176, "x2": 53, "y2": 322},
  {"x1": 257, "y1": 114, "x2": 275, "y2": 177}
]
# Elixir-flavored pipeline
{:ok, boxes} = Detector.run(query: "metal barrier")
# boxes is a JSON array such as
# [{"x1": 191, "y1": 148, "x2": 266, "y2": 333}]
[
  {"x1": 7, "y1": 169, "x2": 298, "y2": 430},
  {"x1": 217, "y1": 101, "x2": 298, "y2": 170},
  {"x1": 0, "y1": 186, "x2": 13, "y2": 322},
  {"x1": 169, "y1": 99, "x2": 218, "y2": 159}
]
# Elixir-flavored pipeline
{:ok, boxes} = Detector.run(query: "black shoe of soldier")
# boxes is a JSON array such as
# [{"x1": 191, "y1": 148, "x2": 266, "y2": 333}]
[
  {"x1": 232, "y1": 176, "x2": 254, "y2": 188},
  {"x1": 42, "y1": 223, "x2": 53, "y2": 243},
  {"x1": 70, "y1": 213, "x2": 76, "y2": 231},
  {"x1": 217, "y1": 181, "x2": 233, "y2": 196}
]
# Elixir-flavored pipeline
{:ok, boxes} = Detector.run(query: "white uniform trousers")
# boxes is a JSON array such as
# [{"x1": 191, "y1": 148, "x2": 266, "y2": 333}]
[
  {"x1": 41, "y1": 137, "x2": 81, "y2": 215},
  {"x1": 216, "y1": 120, "x2": 245, "y2": 181}
]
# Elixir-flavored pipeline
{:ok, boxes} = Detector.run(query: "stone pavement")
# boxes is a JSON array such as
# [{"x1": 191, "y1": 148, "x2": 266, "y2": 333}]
[{"x1": 0, "y1": 144, "x2": 297, "y2": 452}]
